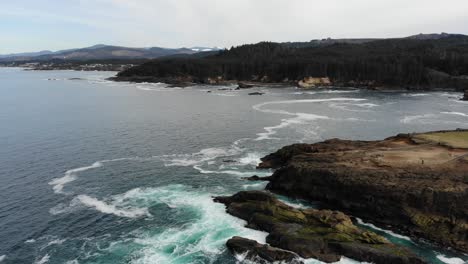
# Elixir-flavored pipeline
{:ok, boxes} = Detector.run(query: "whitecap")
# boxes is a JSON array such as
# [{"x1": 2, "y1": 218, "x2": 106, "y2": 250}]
[
  {"x1": 355, "y1": 218, "x2": 412, "y2": 241},
  {"x1": 436, "y1": 255, "x2": 466, "y2": 264},
  {"x1": 48, "y1": 162, "x2": 103, "y2": 194},
  {"x1": 25, "y1": 239, "x2": 36, "y2": 243},
  {"x1": 400, "y1": 114, "x2": 437, "y2": 124},
  {"x1": 242, "y1": 182, "x2": 268, "y2": 190},
  {"x1": 73, "y1": 194, "x2": 150, "y2": 218},
  {"x1": 49, "y1": 157, "x2": 143, "y2": 194},
  {"x1": 404, "y1": 93, "x2": 429, "y2": 97},
  {"x1": 441, "y1": 112, "x2": 468, "y2": 118},
  {"x1": 193, "y1": 165, "x2": 267, "y2": 177},
  {"x1": 253, "y1": 98, "x2": 366, "y2": 140},
  {"x1": 239, "y1": 152, "x2": 262, "y2": 166},
  {"x1": 0, "y1": 255, "x2": 5, "y2": 262},
  {"x1": 113, "y1": 185, "x2": 269, "y2": 263},
  {"x1": 35, "y1": 254, "x2": 50, "y2": 264},
  {"x1": 161, "y1": 147, "x2": 240, "y2": 167}
]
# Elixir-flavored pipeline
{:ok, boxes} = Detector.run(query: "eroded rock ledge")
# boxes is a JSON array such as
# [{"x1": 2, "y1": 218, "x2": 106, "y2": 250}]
[
  {"x1": 258, "y1": 130, "x2": 468, "y2": 252},
  {"x1": 215, "y1": 191, "x2": 425, "y2": 263}
]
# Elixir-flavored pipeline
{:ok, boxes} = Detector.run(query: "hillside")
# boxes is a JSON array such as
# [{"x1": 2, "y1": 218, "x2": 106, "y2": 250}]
[
  {"x1": 115, "y1": 34, "x2": 468, "y2": 90},
  {"x1": 0, "y1": 45, "x2": 221, "y2": 62}
]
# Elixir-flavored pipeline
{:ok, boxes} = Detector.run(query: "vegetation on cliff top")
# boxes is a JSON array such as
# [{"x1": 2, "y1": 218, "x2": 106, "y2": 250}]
[{"x1": 117, "y1": 35, "x2": 468, "y2": 90}]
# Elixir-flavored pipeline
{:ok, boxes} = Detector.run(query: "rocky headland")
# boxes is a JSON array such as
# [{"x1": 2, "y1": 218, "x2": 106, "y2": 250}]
[
  {"x1": 257, "y1": 130, "x2": 468, "y2": 252},
  {"x1": 216, "y1": 130, "x2": 467, "y2": 263}
]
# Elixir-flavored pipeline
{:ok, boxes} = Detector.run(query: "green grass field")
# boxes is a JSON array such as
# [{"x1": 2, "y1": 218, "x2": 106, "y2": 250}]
[{"x1": 413, "y1": 131, "x2": 468, "y2": 148}]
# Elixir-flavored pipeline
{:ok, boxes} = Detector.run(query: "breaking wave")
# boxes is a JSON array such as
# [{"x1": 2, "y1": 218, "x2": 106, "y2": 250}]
[{"x1": 355, "y1": 218, "x2": 412, "y2": 241}]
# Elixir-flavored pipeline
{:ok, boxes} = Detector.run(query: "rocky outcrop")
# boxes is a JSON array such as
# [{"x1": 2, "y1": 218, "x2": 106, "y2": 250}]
[
  {"x1": 215, "y1": 191, "x2": 425, "y2": 263},
  {"x1": 297, "y1": 77, "x2": 331, "y2": 88},
  {"x1": 238, "y1": 82, "x2": 255, "y2": 89},
  {"x1": 226, "y1": 236, "x2": 303, "y2": 264},
  {"x1": 462, "y1": 90, "x2": 468, "y2": 101},
  {"x1": 258, "y1": 131, "x2": 468, "y2": 252}
]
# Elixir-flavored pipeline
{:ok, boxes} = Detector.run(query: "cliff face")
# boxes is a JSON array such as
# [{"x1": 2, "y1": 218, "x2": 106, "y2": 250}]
[{"x1": 258, "y1": 131, "x2": 468, "y2": 252}]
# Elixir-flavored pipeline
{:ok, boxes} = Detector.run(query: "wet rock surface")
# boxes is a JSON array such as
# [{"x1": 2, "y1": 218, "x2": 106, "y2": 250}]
[{"x1": 215, "y1": 191, "x2": 425, "y2": 263}]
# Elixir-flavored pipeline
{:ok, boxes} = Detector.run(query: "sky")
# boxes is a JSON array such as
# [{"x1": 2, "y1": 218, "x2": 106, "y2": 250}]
[{"x1": 1, "y1": 0, "x2": 468, "y2": 54}]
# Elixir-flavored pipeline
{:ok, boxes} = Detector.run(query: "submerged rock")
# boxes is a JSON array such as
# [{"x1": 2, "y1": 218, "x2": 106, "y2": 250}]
[
  {"x1": 215, "y1": 191, "x2": 425, "y2": 263},
  {"x1": 258, "y1": 130, "x2": 468, "y2": 252},
  {"x1": 227, "y1": 236, "x2": 303, "y2": 264},
  {"x1": 462, "y1": 90, "x2": 468, "y2": 101},
  {"x1": 248, "y1": 92, "x2": 264, "y2": 95}
]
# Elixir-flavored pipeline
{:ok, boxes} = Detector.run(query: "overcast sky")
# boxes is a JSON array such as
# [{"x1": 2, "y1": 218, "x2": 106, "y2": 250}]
[{"x1": 1, "y1": 0, "x2": 468, "y2": 53}]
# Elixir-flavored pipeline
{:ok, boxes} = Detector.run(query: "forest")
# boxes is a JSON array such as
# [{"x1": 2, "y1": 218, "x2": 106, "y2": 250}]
[{"x1": 116, "y1": 35, "x2": 468, "y2": 90}]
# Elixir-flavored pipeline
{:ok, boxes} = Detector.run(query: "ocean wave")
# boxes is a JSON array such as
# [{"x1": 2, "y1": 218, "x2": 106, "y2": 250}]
[
  {"x1": 355, "y1": 218, "x2": 412, "y2": 241},
  {"x1": 161, "y1": 147, "x2": 241, "y2": 167},
  {"x1": 329, "y1": 102, "x2": 379, "y2": 112},
  {"x1": 436, "y1": 255, "x2": 466, "y2": 264},
  {"x1": 35, "y1": 254, "x2": 50, "y2": 264},
  {"x1": 253, "y1": 98, "x2": 366, "y2": 140},
  {"x1": 48, "y1": 157, "x2": 144, "y2": 194},
  {"x1": 48, "y1": 161, "x2": 103, "y2": 194},
  {"x1": 441, "y1": 112, "x2": 468, "y2": 118},
  {"x1": 239, "y1": 152, "x2": 262, "y2": 166},
  {"x1": 400, "y1": 114, "x2": 437, "y2": 124},
  {"x1": 404, "y1": 93, "x2": 430, "y2": 97},
  {"x1": 74, "y1": 194, "x2": 150, "y2": 218},
  {"x1": 0, "y1": 255, "x2": 5, "y2": 263},
  {"x1": 96, "y1": 185, "x2": 269, "y2": 263}
]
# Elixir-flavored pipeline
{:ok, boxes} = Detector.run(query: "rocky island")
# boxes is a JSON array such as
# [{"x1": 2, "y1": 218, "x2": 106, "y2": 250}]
[{"x1": 217, "y1": 130, "x2": 468, "y2": 263}]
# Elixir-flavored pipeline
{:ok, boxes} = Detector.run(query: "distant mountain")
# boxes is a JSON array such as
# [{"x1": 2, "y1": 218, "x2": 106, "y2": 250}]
[
  {"x1": 406, "y1": 33, "x2": 466, "y2": 40},
  {"x1": 0, "y1": 45, "x2": 222, "y2": 62},
  {"x1": 0, "y1": 50, "x2": 54, "y2": 59}
]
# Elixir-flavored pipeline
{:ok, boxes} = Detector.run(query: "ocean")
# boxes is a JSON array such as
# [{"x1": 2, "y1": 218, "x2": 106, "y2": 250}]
[{"x1": 0, "y1": 68, "x2": 467, "y2": 264}]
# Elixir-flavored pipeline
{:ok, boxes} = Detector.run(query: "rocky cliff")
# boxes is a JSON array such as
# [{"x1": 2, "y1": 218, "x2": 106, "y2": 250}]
[
  {"x1": 215, "y1": 191, "x2": 425, "y2": 263},
  {"x1": 257, "y1": 130, "x2": 468, "y2": 252}
]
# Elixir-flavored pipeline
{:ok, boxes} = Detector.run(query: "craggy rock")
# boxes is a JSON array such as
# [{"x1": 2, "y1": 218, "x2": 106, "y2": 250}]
[
  {"x1": 297, "y1": 77, "x2": 331, "y2": 88},
  {"x1": 238, "y1": 82, "x2": 255, "y2": 89},
  {"x1": 242, "y1": 175, "x2": 272, "y2": 181},
  {"x1": 258, "y1": 131, "x2": 468, "y2": 252},
  {"x1": 226, "y1": 236, "x2": 303, "y2": 264},
  {"x1": 462, "y1": 90, "x2": 468, "y2": 101},
  {"x1": 215, "y1": 191, "x2": 425, "y2": 263}
]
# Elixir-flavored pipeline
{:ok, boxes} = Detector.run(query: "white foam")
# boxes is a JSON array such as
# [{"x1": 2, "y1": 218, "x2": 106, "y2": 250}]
[
  {"x1": 405, "y1": 93, "x2": 429, "y2": 97},
  {"x1": 49, "y1": 161, "x2": 103, "y2": 194},
  {"x1": 25, "y1": 239, "x2": 36, "y2": 243},
  {"x1": 441, "y1": 112, "x2": 468, "y2": 118},
  {"x1": 355, "y1": 218, "x2": 411, "y2": 241},
  {"x1": 0, "y1": 255, "x2": 5, "y2": 262},
  {"x1": 193, "y1": 165, "x2": 267, "y2": 177},
  {"x1": 242, "y1": 182, "x2": 268, "y2": 190},
  {"x1": 436, "y1": 255, "x2": 466, "y2": 264},
  {"x1": 49, "y1": 158, "x2": 143, "y2": 194},
  {"x1": 74, "y1": 194, "x2": 150, "y2": 218},
  {"x1": 400, "y1": 114, "x2": 437, "y2": 124},
  {"x1": 253, "y1": 98, "x2": 366, "y2": 140},
  {"x1": 329, "y1": 102, "x2": 379, "y2": 112},
  {"x1": 112, "y1": 185, "x2": 269, "y2": 263},
  {"x1": 46, "y1": 238, "x2": 67, "y2": 247},
  {"x1": 35, "y1": 254, "x2": 50, "y2": 264},
  {"x1": 162, "y1": 147, "x2": 240, "y2": 167},
  {"x1": 239, "y1": 152, "x2": 262, "y2": 166}
]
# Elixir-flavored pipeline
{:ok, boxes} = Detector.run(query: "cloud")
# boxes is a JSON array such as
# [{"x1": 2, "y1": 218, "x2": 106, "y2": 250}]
[{"x1": 1, "y1": 0, "x2": 468, "y2": 53}]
